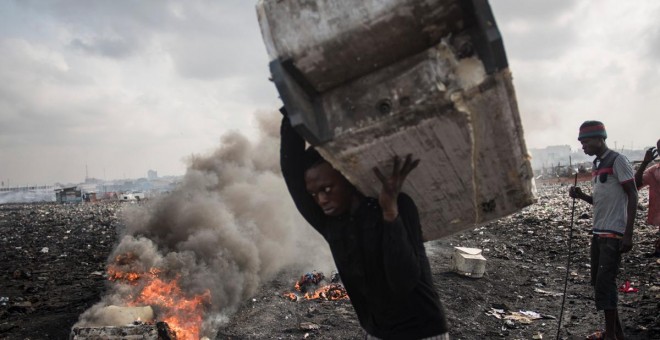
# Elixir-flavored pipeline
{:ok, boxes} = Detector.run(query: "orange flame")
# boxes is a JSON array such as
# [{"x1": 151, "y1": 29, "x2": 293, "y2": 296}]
[
  {"x1": 130, "y1": 276, "x2": 210, "y2": 340},
  {"x1": 107, "y1": 253, "x2": 211, "y2": 340},
  {"x1": 283, "y1": 272, "x2": 349, "y2": 301},
  {"x1": 283, "y1": 292, "x2": 298, "y2": 301},
  {"x1": 107, "y1": 267, "x2": 141, "y2": 282},
  {"x1": 107, "y1": 253, "x2": 143, "y2": 283},
  {"x1": 300, "y1": 283, "x2": 348, "y2": 301}
]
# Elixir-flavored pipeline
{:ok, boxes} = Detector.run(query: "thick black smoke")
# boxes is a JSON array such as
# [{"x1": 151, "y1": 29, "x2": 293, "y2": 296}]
[{"x1": 75, "y1": 111, "x2": 332, "y2": 337}]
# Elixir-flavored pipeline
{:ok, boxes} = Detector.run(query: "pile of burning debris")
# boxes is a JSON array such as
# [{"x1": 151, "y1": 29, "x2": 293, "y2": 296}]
[
  {"x1": 0, "y1": 201, "x2": 215, "y2": 340},
  {"x1": 283, "y1": 271, "x2": 348, "y2": 302},
  {"x1": 70, "y1": 250, "x2": 213, "y2": 340},
  {"x1": 71, "y1": 318, "x2": 178, "y2": 340}
]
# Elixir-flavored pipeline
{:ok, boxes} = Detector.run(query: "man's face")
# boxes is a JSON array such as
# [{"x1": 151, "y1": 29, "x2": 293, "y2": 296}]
[
  {"x1": 579, "y1": 137, "x2": 603, "y2": 156},
  {"x1": 304, "y1": 162, "x2": 354, "y2": 216}
]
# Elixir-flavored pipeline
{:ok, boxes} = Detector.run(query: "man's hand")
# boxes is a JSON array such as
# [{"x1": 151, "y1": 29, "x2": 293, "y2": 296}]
[
  {"x1": 620, "y1": 232, "x2": 633, "y2": 253},
  {"x1": 373, "y1": 154, "x2": 420, "y2": 222},
  {"x1": 643, "y1": 147, "x2": 658, "y2": 164},
  {"x1": 568, "y1": 186, "x2": 583, "y2": 199}
]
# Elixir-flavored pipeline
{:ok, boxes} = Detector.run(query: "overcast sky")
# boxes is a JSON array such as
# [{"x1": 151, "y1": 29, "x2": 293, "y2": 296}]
[{"x1": 1, "y1": 0, "x2": 658, "y2": 186}]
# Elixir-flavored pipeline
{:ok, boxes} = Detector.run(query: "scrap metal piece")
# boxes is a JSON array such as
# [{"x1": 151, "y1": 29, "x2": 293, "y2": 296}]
[{"x1": 258, "y1": 0, "x2": 536, "y2": 240}]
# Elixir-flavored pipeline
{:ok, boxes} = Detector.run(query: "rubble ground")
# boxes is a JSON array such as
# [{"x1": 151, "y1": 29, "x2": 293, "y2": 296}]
[{"x1": 1, "y1": 184, "x2": 658, "y2": 339}]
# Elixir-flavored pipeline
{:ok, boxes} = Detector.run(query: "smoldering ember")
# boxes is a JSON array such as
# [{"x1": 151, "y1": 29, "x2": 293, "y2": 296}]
[{"x1": 0, "y1": 179, "x2": 657, "y2": 339}]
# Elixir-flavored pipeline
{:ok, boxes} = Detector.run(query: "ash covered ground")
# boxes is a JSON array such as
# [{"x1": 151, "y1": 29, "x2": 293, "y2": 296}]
[{"x1": 1, "y1": 183, "x2": 658, "y2": 340}]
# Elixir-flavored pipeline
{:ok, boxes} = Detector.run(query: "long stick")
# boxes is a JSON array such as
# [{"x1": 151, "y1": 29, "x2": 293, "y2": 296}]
[{"x1": 556, "y1": 173, "x2": 579, "y2": 340}]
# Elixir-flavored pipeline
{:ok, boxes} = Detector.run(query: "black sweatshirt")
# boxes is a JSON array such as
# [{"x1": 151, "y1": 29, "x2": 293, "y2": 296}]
[{"x1": 280, "y1": 116, "x2": 448, "y2": 339}]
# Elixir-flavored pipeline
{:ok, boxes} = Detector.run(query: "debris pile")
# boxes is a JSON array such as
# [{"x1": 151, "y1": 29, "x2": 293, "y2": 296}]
[
  {"x1": 0, "y1": 202, "x2": 122, "y2": 339},
  {"x1": 1, "y1": 183, "x2": 658, "y2": 339},
  {"x1": 71, "y1": 321, "x2": 177, "y2": 340},
  {"x1": 441, "y1": 182, "x2": 659, "y2": 339},
  {"x1": 283, "y1": 271, "x2": 348, "y2": 302},
  {"x1": 99, "y1": 252, "x2": 211, "y2": 339}
]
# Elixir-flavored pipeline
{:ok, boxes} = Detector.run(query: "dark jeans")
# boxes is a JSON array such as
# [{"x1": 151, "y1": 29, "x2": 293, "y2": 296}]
[{"x1": 590, "y1": 235, "x2": 622, "y2": 310}]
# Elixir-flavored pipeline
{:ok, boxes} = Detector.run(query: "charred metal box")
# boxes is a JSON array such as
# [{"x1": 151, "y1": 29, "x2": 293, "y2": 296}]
[{"x1": 257, "y1": 0, "x2": 536, "y2": 240}]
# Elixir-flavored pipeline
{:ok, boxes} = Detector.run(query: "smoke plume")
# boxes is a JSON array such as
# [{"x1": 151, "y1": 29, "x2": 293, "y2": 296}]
[{"x1": 75, "y1": 110, "x2": 332, "y2": 337}]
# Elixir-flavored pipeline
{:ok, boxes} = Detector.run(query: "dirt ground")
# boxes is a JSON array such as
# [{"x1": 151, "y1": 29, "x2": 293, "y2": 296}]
[{"x1": 1, "y1": 183, "x2": 658, "y2": 340}]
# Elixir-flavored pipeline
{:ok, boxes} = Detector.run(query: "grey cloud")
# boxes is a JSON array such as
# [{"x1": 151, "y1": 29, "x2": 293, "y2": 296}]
[
  {"x1": 70, "y1": 37, "x2": 138, "y2": 59},
  {"x1": 12, "y1": 0, "x2": 288, "y2": 84},
  {"x1": 644, "y1": 14, "x2": 660, "y2": 61},
  {"x1": 15, "y1": 1, "x2": 161, "y2": 58},
  {"x1": 637, "y1": 65, "x2": 660, "y2": 92},
  {"x1": 492, "y1": 0, "x2": 579, "y2": 60},
  {"x1": 491, "y1": 0, "x2": 578, "y2": 23},
  {"x1": 512, "y1": 69, "x2": 592, "y2": 103},
  {"x1": 19, "y1": 0, "x2": 269, "y2": 78},
  {"x1": 164, "y1": 3, "x2": 270, "y2": 81},
  {"x1": 503, "y1": 24, "x2": 575, "y2": 60}
]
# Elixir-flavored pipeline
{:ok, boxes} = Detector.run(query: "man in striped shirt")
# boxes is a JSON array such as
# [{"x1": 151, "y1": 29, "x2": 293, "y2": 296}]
[{"x1": 569, "y1": 120, "x2": 638, "y2": 340}]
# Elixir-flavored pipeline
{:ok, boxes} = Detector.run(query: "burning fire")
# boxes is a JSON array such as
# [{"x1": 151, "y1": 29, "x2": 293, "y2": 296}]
[
  {"x1": 107, "y1": 253, "x2": 143, "y2": 283},
  {"x1": 108, "y1": 253, "x2": 211, "y2": 340},
  {"x1": 283, "y1": 271, "x2": 349, "y2": 302}
]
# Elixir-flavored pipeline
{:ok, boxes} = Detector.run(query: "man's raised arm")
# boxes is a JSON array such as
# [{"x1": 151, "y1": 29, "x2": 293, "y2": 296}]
[{"x1": 279, "y1": 108, "x2": 323, "y2": 228}]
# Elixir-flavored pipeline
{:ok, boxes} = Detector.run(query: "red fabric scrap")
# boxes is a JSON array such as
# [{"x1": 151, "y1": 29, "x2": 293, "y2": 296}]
[{"x1": 618, "y1": 280, "x2": 639, "y2": 293}]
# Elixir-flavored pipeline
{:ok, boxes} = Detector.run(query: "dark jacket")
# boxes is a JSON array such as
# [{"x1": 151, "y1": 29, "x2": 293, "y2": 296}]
[{"x1": 280, "y1": 116, "x2": 448, "y2": 339}]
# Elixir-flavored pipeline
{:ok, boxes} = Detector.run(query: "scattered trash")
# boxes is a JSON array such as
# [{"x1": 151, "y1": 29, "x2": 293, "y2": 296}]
[
  {"x1": 12, "y1": 269, "x2": 31, "y2": 280},
  {"x1": 299, "y1": 322, "x2": 320, "y2": 330},
  {"x1": 451, "y1": 247, "x2": 487, "y2": 278},
  {"x1": 486, "y1": 307, "x2": 555, "y2": 325},
  {"x1": 503, "y1": 319, "x2": 516, "y2": 328},
  {"x1": 534, "y1": 288, "x2": 564, "y2": 297},
  {"x1": 618, "y1": 280, "x2": 639, "y2": 293},
  {"x1": 40, "y1": 247, "x2": 49, "y2": 253},
  {"x1": 283, "y1": 271, "x2": 349, "y2": 301},
  {"x1": 585, "y1": 330, "x2": 604, "y2": 340},
  {"x1": 519, "y1": 310, "x2": 542, "y2": 319},
  {"x1": 2, "y1": 184, "x2": 658, "y2": 338}
]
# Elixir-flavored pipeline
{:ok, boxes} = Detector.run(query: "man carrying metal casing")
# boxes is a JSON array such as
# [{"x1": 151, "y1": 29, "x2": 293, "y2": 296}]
[
  {"x1": 568, "y1": 120, "x2": 638, "y2": 340},
  {"x1": 279, "y1": 107, "x2": 449, "y2": 340}
]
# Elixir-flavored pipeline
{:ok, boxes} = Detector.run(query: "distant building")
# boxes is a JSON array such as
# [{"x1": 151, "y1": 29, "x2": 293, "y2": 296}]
[
  {"x1": 83, "y1": 192, "x2": 97, "y2": 202},
  {"x1": 530, "y1": 144, "x2": 649, "y2": 175},
  {"x1": 55, "y1": 187, "x2": 82, "y2": 203},
  {"x1": 529, "y1": 145, "x2": 572, "y2": 171},
  {"x1": 147, "y1": 169, "x2": 158, "y2": 180}
]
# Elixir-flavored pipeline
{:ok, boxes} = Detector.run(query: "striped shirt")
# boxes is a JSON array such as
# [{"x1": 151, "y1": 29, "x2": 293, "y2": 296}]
[{"x1": 591, "y1": 149, "x2": 636, "y2": 235}]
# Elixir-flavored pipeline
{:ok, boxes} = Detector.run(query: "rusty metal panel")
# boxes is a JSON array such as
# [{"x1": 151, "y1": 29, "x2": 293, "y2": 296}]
[
  {"x1": 258, "y1": 0, "x2": 536, "y2": 240},
  {"x1": 258, "y1": 0, "x2": 465, "y2": 92},
  {"x1": 70, "y1": 324, "x2": 160, "y2": 340}
]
